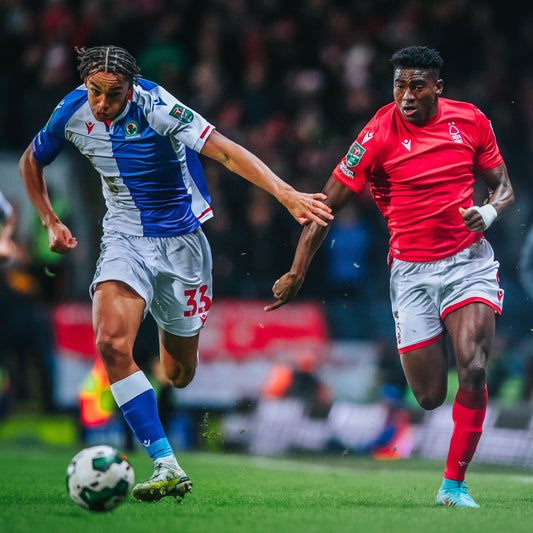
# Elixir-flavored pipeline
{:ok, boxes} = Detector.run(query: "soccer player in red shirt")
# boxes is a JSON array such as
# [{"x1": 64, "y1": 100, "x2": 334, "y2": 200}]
[{"x1": 266, "y1": 46, "x2": 514, "y2": 507}]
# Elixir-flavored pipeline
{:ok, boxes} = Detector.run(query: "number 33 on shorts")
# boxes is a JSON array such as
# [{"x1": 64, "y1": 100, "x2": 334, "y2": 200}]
[{"x1": 184, "y1": 285, "x2": 212, "y2": 318}]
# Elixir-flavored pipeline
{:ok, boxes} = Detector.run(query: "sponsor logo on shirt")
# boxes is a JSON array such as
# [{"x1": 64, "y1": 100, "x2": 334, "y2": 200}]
[
  {"x1": 86, "y1": 121, "x2": 95, "y2": 134},
  {"x1": 124, "y1": 120, "x2": 141, "y2": 138},
  {"x1": 339, "y1": 162, "x2": 355, "y2": 178},
  {"x1": 169, "y1": 104, "x2": 194, "y2": 124},
  {"x1": 153, "y1": 96, "x2": 166, "y2": 106},
  {"x1": 345, "y1": 141, "x2": 366, "y2": 167},
  {"x1": 401, "y1": 138, "x2": 411, "y2": 151},
  {"x1": 448, "y1": 122, "x2": 463, "y2": 143},
  {"x1": 43, "y1": 100, "x2": 65, "y2": 132},
  {"x1": 361, "y1": 131, "x2": 374, "y2": 144}
]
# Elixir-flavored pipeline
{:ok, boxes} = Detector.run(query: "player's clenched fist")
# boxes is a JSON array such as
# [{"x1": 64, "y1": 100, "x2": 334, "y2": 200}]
[
  {"x1": 48, "y1": 222, "x2": 77, "y2": 254},
  {"x1": 264, "y1": 272, "x2": 303, "y2": 311}
]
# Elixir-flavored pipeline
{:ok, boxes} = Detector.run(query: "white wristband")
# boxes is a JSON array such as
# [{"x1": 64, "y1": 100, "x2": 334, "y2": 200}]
[{"x1": 470, "y1": 204, "x2": 498, "y2": 229}]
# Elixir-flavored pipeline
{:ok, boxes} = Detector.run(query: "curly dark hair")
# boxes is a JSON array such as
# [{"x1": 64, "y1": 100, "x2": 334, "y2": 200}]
[
  {"x1": 76, "y1": 45, "x2": 141, "y2": 84},
  {"x1": 390, "y1": 46, "x2": 443, "y2": 75}
]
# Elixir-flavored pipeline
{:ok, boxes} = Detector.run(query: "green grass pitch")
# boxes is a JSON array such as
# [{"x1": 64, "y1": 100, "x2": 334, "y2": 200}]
[{"x1": 1, "y1": 445, "x2": 532, "y2": 533}]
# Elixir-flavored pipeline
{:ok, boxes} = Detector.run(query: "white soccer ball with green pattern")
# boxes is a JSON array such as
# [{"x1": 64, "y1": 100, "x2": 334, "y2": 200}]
[{"x1": 66, "y1": 445, "x2": 134, "y2": 512}]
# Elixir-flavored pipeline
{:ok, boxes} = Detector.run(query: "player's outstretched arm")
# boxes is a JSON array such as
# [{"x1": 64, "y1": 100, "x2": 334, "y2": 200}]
[
  {"x1": 19, "y1": 144, "x2": 77, "y2": 254},
  {"x1": 200, "y1": 130, "x2": 334, "y2": 226},
  {"x1": 459, "y1": 162, "x2": 514, "y2": 233},
  {"x1": 265, "y1": 176, "x2": 354, "y2": 311}
]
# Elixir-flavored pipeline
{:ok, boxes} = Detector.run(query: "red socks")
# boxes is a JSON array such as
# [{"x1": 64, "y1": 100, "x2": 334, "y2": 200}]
[{"x1": 444, "y1": 386, "x2": 488, "y2": 481}]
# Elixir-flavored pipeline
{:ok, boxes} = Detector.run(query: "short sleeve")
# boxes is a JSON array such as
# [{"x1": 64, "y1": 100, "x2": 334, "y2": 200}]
[
  {"x1": 143, "y1": 84, "x2": 215, "y2": 153},
  {"x1": 332, "y1": 124, "x2": 378, "y2": 193},
  {"x1": 473, "y1": 107, "x2": 503, "y2": 172},
  {"x1": 32, "y1": 88, "x2": 86, "y2": 166}
]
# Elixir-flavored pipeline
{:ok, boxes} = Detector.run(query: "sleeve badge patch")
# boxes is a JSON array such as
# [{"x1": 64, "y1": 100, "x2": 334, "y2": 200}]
[
  {"x1": 169, "y1": 104, "x2": 194, "y2": 124},
  {"x1": 345, "y1": 141, "x2": 366, "y2": 167}
]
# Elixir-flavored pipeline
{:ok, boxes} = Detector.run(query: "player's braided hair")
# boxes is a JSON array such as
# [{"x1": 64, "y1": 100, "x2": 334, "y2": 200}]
[
  {"x1": 390, "y1": 46, "x2": 443, "y2": 75},
  {"x1": 76, "y1": 45, "x2": 141, "y2": 84}
]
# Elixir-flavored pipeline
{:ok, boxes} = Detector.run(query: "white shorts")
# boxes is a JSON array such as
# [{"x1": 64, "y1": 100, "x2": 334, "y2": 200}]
[
  {"x1": 390, "y1": 238, "x2": 503, "y2": 354},
  {"x1": 90, "y1": 229, "x2": 213, "y2": 337}
]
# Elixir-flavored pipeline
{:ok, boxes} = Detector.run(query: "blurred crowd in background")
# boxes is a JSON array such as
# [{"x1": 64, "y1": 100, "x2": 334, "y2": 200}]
[{"x1": 1, "y1": 0, "x2": 533, "y2": 410}]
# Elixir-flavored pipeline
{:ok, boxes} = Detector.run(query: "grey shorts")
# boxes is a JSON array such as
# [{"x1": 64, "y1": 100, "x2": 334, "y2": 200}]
[
  {"x1": 390, "y1": 238, "x2": 503, "y2": 353},
  {"x1": 90, "y1": 229, "x2": 213, "y2": 337}
]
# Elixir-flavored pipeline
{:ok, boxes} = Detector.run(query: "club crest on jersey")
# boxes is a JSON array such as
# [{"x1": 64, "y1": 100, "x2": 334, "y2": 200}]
[
  {"x1": 170, "y1": 104, "x2": 194, "y2": 124},
  {"x1": 448, "y1": 122, "x2": 463, "y2": 143},
  {"x1": 345, "y1": 141, "x2": 366, "y2": 167},
  {"x1": 124, "y1": 120, "x2": 140, "y2": 138}
]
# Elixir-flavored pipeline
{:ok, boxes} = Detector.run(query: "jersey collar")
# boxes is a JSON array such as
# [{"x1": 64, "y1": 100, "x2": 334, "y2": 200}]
[
  {"x1": 396, "y1": 102, "x2": 441, "y2": 128},
  {"x1": 111, "y1": 100, "x2": 132, "y2": 125}
]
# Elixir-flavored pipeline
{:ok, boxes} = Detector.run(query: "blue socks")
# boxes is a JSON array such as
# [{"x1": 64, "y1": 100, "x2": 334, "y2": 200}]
[{"x1": 110, "y1": 371, "x2": 174, "y2": 461}]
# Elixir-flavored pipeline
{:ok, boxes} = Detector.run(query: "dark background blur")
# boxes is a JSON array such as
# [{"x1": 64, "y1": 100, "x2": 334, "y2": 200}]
[{"x1": 1, "y1": 0, "x2": 532, "y2": 362}]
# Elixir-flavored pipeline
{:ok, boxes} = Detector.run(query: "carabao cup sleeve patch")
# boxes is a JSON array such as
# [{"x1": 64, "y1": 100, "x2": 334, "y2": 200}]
[
  {"x1": 345, "y1": 141, "x2": 366, "y2": 167},
  {"x1": 169, "y1": 104, "x2": 194, "y2": 124}
]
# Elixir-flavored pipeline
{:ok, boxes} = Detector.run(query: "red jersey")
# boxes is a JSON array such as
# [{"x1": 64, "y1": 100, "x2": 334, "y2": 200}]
[{"x1": 333, "y1": 98, "x2": 503, "y2": 262}]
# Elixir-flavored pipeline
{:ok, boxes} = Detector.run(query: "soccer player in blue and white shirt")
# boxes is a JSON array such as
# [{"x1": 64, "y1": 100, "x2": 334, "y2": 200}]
[{"x1": 19, "y1": 46, "x2": 333, "y2": 502}]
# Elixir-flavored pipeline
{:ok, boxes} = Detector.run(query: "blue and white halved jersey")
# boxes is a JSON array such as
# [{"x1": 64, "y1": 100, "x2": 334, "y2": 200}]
[{"x1": 32, "y1": 78, "x2": 215, "y2": 237}]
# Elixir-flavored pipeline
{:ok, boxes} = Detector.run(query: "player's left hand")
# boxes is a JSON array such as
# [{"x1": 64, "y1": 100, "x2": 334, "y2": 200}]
[{"x1": 285, "y1": 192, "x2": 333, "y2": 227}]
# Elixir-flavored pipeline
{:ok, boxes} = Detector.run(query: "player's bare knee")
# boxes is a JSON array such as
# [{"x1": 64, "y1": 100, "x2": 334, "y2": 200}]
[
  {"x1": 95, "y1": 333, "x2": 128, "y2": 366},
  {"x1": 463, "y1": 365, "x2": 486, "y2": 390},
  {"x1": 417, "y1": 392, "x2": 446, "y2": 411},
  {"x1": 168, "y1": 373, "x2": 193, "y2": 389},
  {"x1": 95, "y1": 334, "x2": 113, "y2": 360},
  {"x1": 167, "y1": 365, "x2": 196, "y2": 389}
]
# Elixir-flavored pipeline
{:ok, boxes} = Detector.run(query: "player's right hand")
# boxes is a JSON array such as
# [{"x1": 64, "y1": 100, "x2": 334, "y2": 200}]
[
  {"x1": 48, "y1": 222, "x2": 78, "y2": 254},
  {"x1": 284, "y1": 192, "x2": 333, "y2": 227},
  {"x1": 264, "y1": 272, "x2": 303, "y2": 311}
]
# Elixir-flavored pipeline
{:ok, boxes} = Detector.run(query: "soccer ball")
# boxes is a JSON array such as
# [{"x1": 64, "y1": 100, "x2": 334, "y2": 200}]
[{"x1": 66, "y1": 445, "x2": 135, "y2": 512}]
